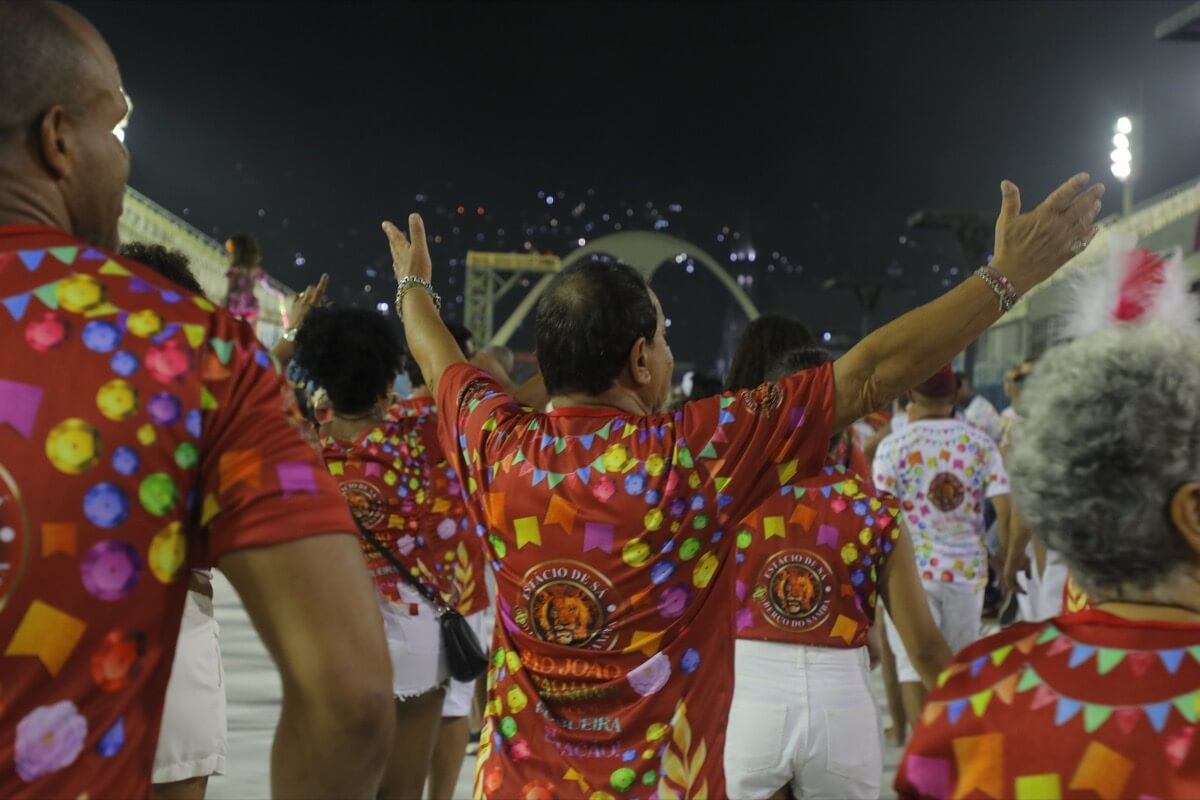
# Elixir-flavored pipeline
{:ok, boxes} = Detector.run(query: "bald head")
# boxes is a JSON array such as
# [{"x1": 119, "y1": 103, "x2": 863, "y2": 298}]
[
  {"x1": 0, "y1": 1, "x2": 96, "y2": 132},
  {"x1": 0, "y1": 1, "x2": 129, "y2": 249}
]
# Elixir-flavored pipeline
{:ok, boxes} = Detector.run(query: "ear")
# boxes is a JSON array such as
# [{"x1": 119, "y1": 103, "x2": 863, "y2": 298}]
[
  {"x1": 627, "y1": 337, "x2": 652, "y2": 388},
  {"x1": 1170, "y1": 481, "x2": 1200, "y2": 556},
  {"x1": 38, "y1": 106, "x2": 72, "y2": 180}
]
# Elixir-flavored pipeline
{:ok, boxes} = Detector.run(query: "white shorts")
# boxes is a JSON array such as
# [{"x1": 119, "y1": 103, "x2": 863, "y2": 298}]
[
  {"x1": 153, "y1": 590, "x2": 227, "y2": 784},
  {"x1": 441, "y1": 610, "x2": 493, "y2": 717},
  {"x1": 886, "y1": 581, "x2": 983, "y2": 683},
  {"x1": 725, "y1": 641, "x2": 880, "y2": 800},
  {"x1": 380, "y1": 584, "x2": 449, "y2": 700}
]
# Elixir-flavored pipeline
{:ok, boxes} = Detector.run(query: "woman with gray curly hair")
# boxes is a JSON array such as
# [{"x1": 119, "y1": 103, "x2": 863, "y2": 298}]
[{"x1": 895, "y1": 247, "x2": 1200, "y2": 798}]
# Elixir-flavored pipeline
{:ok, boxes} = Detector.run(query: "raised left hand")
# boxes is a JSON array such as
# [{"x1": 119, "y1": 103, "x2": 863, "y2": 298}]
[{"x1": 289, "y1": 273, "x2": 329, "y2": 331}]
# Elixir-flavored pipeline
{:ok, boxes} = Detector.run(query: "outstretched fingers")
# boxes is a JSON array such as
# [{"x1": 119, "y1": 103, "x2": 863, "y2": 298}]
[
  {"x1": 1040, "y1": 172, "x2": 1092, "y2": 214},
  {"x1": 382, "y1": 220, "x2": 411, "y2": 252},
  {"x1": 1065, "y1": 183, "x2": 1106, "y2": 233},
  {"x1": 407, "y1": 213, "x2": 427, "y2": 252}
]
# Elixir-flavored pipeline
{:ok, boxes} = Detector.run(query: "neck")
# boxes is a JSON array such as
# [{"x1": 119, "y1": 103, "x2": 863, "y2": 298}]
[
  {"x1": 907, "y1": 402, "x2": 955, "y2": 422},
  {"x1": 322, "y1": 407, "x2": 385, "y2": 439},
  {"x1": 550, "y1": 385, "x2": 655, "y2": 416},
  {"x1": 1093, "y1": 600, "x2": 1200, "y2": 624},
  {"x1": 907, "y1": 400, "x2": 955, "y2": 424},
  {"x1": 410, "y1": 386, "x2": 433, "y2": 399},
  {"x1": 0, "y1": 174, "x2": 68, "y2": 234},
  {"x1": 1092, "y1": 574, "x2": 1200, "y2": 624}
]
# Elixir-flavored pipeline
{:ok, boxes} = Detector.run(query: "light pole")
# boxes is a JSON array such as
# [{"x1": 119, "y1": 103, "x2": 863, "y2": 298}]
[{"x1": 1110, "y1": 115, "x2": 1139, "y2": 215}]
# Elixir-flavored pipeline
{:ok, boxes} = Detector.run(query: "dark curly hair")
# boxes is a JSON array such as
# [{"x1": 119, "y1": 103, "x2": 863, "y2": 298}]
[
  {"x1": 118, "y1": 242, "x2": 203, "y2": 295},
  {"x1": 726, "y1": 314, "x2": 815, "y2": 391},
  {"x1": 293, "y1": 306, "x2": 404, "y2": 415}
]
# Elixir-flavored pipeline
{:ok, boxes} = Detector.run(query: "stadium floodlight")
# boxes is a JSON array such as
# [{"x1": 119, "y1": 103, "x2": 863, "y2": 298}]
[{"x1": 1110, "y1": 117, "x2": 1133, "y2": 182}]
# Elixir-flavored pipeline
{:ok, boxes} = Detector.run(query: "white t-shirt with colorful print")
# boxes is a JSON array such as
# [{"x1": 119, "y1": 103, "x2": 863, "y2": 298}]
[{"x1": 872, "y1": 418, "x2": 1009, "y2": 589}]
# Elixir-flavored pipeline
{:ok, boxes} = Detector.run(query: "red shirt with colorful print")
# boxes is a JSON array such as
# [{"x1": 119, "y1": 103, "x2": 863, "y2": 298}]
[
  {"x1": 321, "y1": 397, "x2": 487, "y2": 616},
  {"x1": 437, "y1": 362, "x2": 835, "y2": 800},
  {"x1": 734, "y1": 462, "x2": 900, "y2": 648},
  {"x1": 0, "y1": 225, "x2": 355, "y2": 799},
  {"x1": 895, "y1": 610, "x2": 1200, "y2": 800}
]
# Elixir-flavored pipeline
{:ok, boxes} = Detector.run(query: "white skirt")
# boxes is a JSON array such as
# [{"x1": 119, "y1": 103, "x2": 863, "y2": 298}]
[{"x1": 379, "y1": 584, "x2": 449, "y2": 700}]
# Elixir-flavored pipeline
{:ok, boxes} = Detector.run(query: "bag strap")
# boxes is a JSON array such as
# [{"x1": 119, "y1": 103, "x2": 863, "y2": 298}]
[{"x1": 352, "y1": 518, "x2": 452, "y2": 617}]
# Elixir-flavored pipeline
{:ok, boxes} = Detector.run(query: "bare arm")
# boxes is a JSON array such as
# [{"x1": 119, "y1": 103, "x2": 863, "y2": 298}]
[
  {"x1": 992, "y1": 493, "x2": 1012, "y2": 560},
  {"x1": 1001, "y1": 498, "x2": 1034, "y2": 596},
  {"x1": 383, "y1": 216, "x2": 464, "y2": 397},
  {"x1": 219, "y1": 533, "x2": 395, "y2": 799},
  {"x1": 879, "y1": 525, "x2": 953, "y2": 688},
  {"x1": 831, "y1": 175, "x2": 1104, "y2": 431}
]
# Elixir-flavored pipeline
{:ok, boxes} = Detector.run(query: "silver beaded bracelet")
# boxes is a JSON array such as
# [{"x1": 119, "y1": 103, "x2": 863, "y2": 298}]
[
  {"x1": 974, "y1": 266, "x2": 1019, "y2": 313},
  {"x1": 394, "y1": 277, "x2": 442, "y2": 322}
]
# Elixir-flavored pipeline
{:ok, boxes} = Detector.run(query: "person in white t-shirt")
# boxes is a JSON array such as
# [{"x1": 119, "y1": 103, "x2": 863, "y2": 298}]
[
  {"x1": 956, "y1": 372, "x2": 1004, "y2": 443},
  {"x1": 873, "y1": 363, "x2": 1012, "y2": 726}
]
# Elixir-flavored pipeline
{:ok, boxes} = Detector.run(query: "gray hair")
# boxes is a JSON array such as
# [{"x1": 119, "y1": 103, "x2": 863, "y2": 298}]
[{"x1": 1009, "y1": 322, "x2": 1200, "y2": 597}]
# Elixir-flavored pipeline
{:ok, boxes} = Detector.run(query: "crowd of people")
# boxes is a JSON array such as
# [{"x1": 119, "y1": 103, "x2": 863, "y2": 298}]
[{"x1": 2, "y1": 3, "x2": 1199, "y2": 800}]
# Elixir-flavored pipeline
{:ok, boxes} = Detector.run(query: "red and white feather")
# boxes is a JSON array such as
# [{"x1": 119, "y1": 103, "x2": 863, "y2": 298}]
[{"x1": 1065, "y1": 232, "x2": 1199, "y2": 339}]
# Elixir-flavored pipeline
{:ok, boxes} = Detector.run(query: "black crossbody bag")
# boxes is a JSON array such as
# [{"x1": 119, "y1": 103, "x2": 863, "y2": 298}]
[{"x1": 353, "y1": 519, "x2": 488, "y2": 682}]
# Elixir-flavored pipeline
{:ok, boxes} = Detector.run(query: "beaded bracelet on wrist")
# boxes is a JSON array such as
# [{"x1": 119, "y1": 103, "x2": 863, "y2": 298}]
[
  {"x1": 975, "y1": 265, "x2": 1019, "y2": 313},
  {"x1": 394, "y1": 277, "x2": 442, "y2": 322}
]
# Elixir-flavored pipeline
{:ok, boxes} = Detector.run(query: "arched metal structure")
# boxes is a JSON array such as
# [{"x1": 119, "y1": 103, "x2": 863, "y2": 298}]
[{"x1": 487, "y1": 230, "x2": 760, "y2": 346}]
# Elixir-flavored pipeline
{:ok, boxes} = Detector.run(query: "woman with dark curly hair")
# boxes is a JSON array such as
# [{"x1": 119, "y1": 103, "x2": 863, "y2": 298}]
[{"x1": 293, "y1": 306, "x2": 479, "y2": 800}]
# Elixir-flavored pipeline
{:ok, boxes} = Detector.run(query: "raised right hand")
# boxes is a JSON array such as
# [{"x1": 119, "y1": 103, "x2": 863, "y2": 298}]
[
  {"x1": 992, "y1": 173, "x2": 1105, "y2": 294},
  {"x1": 383, "y1": 213, "x2": 433, "y2": 285}
]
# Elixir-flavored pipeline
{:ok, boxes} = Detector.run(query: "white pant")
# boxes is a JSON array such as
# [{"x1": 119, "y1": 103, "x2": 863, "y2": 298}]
[
  {"x1": 441, "y1": 610, "x2": 493, "y2": 717},
  {"x1": 153, "y1": 590, "x2": 227, "y2": 783},
  {"x1": 1017, "y1": 548, "x2": 1069, "y2": 623},
  {"x1": 1036, "y1": 554, "x2": 1068, "y2": 620},
  {"x1": 886, "y1": 581, "x2": 982, "y2": 683},
  {"x1": 380, "y1": 584, "x2": 448, "y2": 700},
  {"x1": 725, "y1": 641, "x2": 880, "y2": 800}
]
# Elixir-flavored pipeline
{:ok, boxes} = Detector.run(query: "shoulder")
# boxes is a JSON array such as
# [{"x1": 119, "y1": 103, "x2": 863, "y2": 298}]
[
  {"x1": 875, "y1": 428, "x2": 907, "y2": 458},
  {"x1": 964, "y1": 423, "x2": 999, "y2": 452}
]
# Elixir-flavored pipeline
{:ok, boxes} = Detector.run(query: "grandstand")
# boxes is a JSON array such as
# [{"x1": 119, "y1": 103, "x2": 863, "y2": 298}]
[{"x1": 118, "y1": 186, "x2": 295, "y2": 345}]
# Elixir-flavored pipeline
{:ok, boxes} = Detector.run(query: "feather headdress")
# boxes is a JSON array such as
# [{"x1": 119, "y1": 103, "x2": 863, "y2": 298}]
[{"x1": 1065, "y1": 232, "x2": 1200, "y2": 339}]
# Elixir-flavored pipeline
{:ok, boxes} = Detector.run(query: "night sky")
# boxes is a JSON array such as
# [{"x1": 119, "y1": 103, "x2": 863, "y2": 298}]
[{"x1": 75, "y1": 0, "x2": 1200, "y2": 372}]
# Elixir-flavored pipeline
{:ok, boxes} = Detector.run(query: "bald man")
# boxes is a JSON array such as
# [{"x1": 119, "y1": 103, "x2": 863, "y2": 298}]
[{"x1": 0, "y1": 3, "x2": 393, "y2": 799}]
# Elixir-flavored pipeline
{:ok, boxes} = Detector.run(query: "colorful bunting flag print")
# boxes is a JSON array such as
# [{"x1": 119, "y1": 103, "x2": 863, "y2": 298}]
[
  {"x1": 18, "y1": 250, "x2": 44, "y2": 271},
  {"x1": 3, "y1": 292, "x2": 30, "y2": 320}
]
